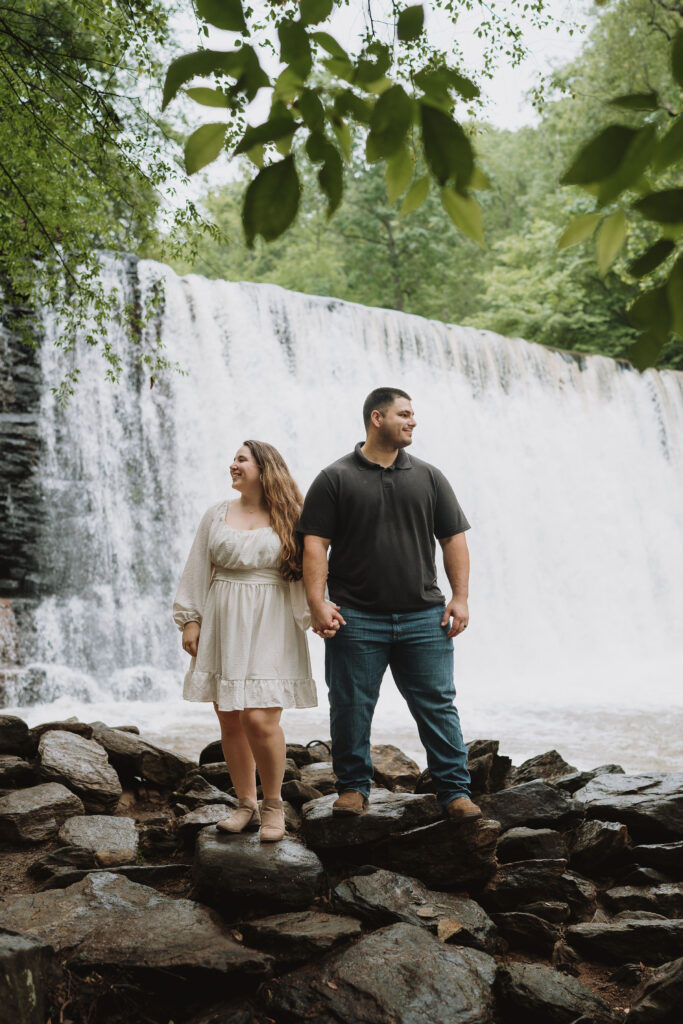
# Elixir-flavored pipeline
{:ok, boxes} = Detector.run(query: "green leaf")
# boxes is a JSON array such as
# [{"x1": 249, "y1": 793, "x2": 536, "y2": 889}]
[
  {"x1": 233, "y1": 115, "x2": 296, "y2": 155},
  {"x1": 595, "y1": 210, "x2": 627, "y2": 276},
  {"x1": 421, "y1": 103, "x2": 473, "y2": 188},
  {"x1": 184, "y1": 122, "x2": 227, "y2": 174},
  {"x1": 186, "y1": 87, "x2": 229, "y2": 108},
  {"x1": 334, "y1": 89, "x2": 372, "y2": 123},
  {"x1": 397, "y1": 5, "x2": 424, "y2": 42},
  {"x1": 300, "y1": 0, "x2": 334, "y2": 27},
  {"x1": 311, "y1": 32, "x2": 349, "y2": 60},
  {"x1": 400, "y1": 174, "x2": 429, "y2": 215},
  {"x1": 318, "y1": 144, "x2": 343, "y2": 216},
  {"x1": 557, "y1": 212, "x2": 601, "y2": 250},
  {"x1": 196, "y1": 0, "x2": 246, "y2": 32},
  {"x1": 355, "y1": 42, "x2": 392, "y2": 85},
  {"x1": 597, "y1": 125, "x2": 657, "y2": 205},
  {"x1": 323, "y1": 56, "x2": 354, "y2": 81},
  {"x1": 242, "y1": 155, "x2": 300, "y2": 246},
  {"x1": 667, "y1": 255, "x2": 683, "y2": 336},
  {"x1": 279, "y1": 20, "x2": 312, "y2": 79},
  {"x1": 633, "y1": 189, "x2": 683, "y2": 224},
  {"x1": 628, "y1": 239, "x2": 675, "y2": 278},
  {"x1": 653, "y1": 115, "x2": 683, "y2": 173},
  {"x1": 441, "y1": 187, "x2": 484, "y2": 245},
  {"x1": 608, "y1": 91, "x2": 659, "y2": 111},
  {"x1": 469, "y1": 166, "x2": 491, "y2": 190},
  {"x1": 306, "y1": 130, "x2": 328, "y2": 163},
  {"x1": 560, "y1": 126, "x2": 640, "y2": 186},
  {"x1": 628, "y1": 286, "x2": 670, "y2": 331},
  {"x1": 331, "y1": 118, "x2": 352, "y2": 160},
  {"x1": 296, "y1": 89, "x2": 325, "y2": 131},
  {"x1": 672, "y1": 28, "x2": 683, "y2": 89},
  {"x1": 163, "y1": 50, "x2": 243, "y2": 110},
  {"x1": 236, "y1": 46, "x2": 270, "y2": 101},
  {"x1": 246, "y1": 143, "x2": 264, "y2": 168},
  {"x1": 273, "y1": 67, "x2": 304, "y2": 103},
  {"x1": 367, "y1": 85, "x2": 413, "y2": 160},
  {"x1": 629, "y1": 330, "x2": 665, "y2": 371},
  {"x1": 414, "y1": 67, "x2": 479, "y2": 107},
  {"x1": 385, "y1": 146, "x2": 414, "y2": 204}
]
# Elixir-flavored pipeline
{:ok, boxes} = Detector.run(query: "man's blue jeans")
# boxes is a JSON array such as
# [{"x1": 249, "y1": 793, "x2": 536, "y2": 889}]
[{"x1": 324, "y1": 604, "x2": 471, "y2": 807}]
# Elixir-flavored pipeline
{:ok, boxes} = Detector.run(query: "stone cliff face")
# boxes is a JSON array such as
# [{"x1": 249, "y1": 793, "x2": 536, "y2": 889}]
[{"x1": 0, "y1": 298, "x2": 44, "y2": 668}]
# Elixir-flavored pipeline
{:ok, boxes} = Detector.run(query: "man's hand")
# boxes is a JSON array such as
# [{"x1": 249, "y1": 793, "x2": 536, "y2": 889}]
[
  {"x1": 441, "y1": 598, "x2": 469, "y2": 638},
  {"x1": 182, "y1": 621, "x2": 201, "y2": 657},
  {"x1": 310, "y1": 599, "x2": 346, "y2": 639}
]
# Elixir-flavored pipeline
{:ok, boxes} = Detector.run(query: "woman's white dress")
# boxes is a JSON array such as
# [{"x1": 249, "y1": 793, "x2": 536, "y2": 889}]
[{"x1": 173, "y1": 501, "x2": 317, "y2": 711}]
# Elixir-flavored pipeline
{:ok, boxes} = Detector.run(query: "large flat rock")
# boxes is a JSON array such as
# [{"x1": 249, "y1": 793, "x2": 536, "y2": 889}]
[
  {"x1": 240, "y1": 911, "x2": 362, "y2": 968},
  {"x1": 90, "y1": 724, "x2": 196, "y2": 787},
  {"x1": 0, "y1": 872, "x2": 272, "y2": 977},
  {"x1": 333, "y1": 868, "x2": 497, "y2": 952},
  {"x1": 603, "y1": 883, "x2": 683, "y2": 918},
  {"x1": 497, "y1": 827, "x2": 567, "y2": 863},
  {"x1": 480, "y1": 859, "x2": 568, "y2": 912},
  {"x1": 368, "y1": 816, "x2": 500, "y2": 890},
  {"x1": 492, "y1": 911, "x2": 560, "y2": 955},
  {"x1": 58, "y1": 814, "x2": 138, "y2": 867},
  {"x1": 301, "y1": 790, "x2": 442, "y2": 849},
  {"x1": 193, "y1": 827, "x2": 325, "y2": 915},
  {"x1": 477, "y1": 780, "x2": 579, "y2": 831},
  {"x1": 0, "y1": 782, "x2": 84, "y2": 843},
  {"x1": 567, "y1": 919, "x2": 683, "y2": 964},
  {"x1": 627, "y1": 955, "x2": 683, "y2": 1023},
  {"x1": 573, "y1": 773, "x2": 683, "y2": 840},
  {"x1": 38, "y1": 730, "x2": 121, "y2": 813},
  {"x1": 495, "y1": 961, "x2": 620, "y2": 1023},
  {"x1": 263, "y1": 922, "x2": 497, "y2": 1024},
  {"x1": 632, "y1": 841, "x2": 683, "y2": 875}
]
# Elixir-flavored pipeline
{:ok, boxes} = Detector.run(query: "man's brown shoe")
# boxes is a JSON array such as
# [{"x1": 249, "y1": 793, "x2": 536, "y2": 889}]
[
  {"x1": 332, "y1": 791, "x2": 369, "y2": 816},
  {"x1": 445, "y1": 796, "x2": 482, "y2": 821}
]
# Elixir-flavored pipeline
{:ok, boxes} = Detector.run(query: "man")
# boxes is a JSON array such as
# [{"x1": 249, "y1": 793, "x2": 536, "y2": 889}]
[{"x1": 299, "y1": 386, "x2": 481, "y2": 820}]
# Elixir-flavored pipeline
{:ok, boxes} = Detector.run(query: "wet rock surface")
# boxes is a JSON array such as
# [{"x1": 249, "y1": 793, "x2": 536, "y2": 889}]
[
  {"x1": 0, "y1": 872, "x2": 272, "y2": 977},
  {"x1": 574, "y1": 773, "x2": 683, "y2": 839},
  {"x1": 263, "y1": 922, "x2": 497, "y2": 1024},
  {"x1": 301, "y1": 789, "x2": 442, "y2": 849},
  {"x1": 497, "y1": 826, "x2": 567, "y2": 862},
  {"x1": 240, "y1": 910, "x2": 362, "y2": 967},
  {"x1": 481, "y1": 859, "x2": 568, "y2": 911},
  {"x1": 0, "y1": 782, "x2": 84, "y2": 842},
  {"x1": 567, "y1": 919, "x2": 683, "y2": 964},
  {"x1": 193, "y1": 827, "x2": 326, "y2": 915},
  {"x1": 632, "y1": 841, "x2": 683, "y2": 875},
  {"x1": 478, "y1": 780, "x2": 579, "y2": 831},
  {"x1": 298, "y1": 761, "x2": 338, "y2": 795},
  {"x1": 333, "y1": 868, "x2": 498, "y2": 952},
  {"x1": 626, "y1": 955, "x2": 683, "y2": 1023},
  {"x1": 90, "y1": 724, "x2": 196, "y2": 787},
  {"x1": 510, "y1": 750, "x2": 578, "y2": 787},
  {"x1": 603, "y1": 883, "x2": 683, "y2": 918},
  {"x1": 370, "y1": 744, "x2": 421, "y2": 791},
  {"x1": 0, "y1": 754, "x2": 35, "y2": 788},
  {"x1": 569, "y1": 819, "x2": 630, "y2": 873},
  {"x1": 38, "y1": 730, "x2": 122, "y2": 813},
  {"x1": 0, "y1": 927, "x2": 58, "y2": 1024},
  {"x1": 57, "y1": 814, "x2": 138, "y2": 867},
  {"x1": 495, "y1": 961, "x2": 620, "y2": 1023},
  {"x1": 174, "y1": 802, "x2": 239, "y2": 844},
  {"x1": 492, "y1": 911, "x2": 560, "y2": 954}
]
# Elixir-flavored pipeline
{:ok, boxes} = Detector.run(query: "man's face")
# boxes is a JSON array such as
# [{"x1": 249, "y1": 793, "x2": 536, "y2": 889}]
[{"x1": 377, "y1": 397, "x2": 416, "y2": 448}]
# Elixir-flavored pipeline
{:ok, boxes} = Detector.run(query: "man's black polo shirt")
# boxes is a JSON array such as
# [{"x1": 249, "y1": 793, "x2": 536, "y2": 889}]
[{"x1": 298, "y1": 443, "x2": 470, "y2": 613}]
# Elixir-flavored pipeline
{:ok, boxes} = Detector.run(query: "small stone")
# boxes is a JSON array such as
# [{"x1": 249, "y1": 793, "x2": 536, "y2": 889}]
[
  {"x1": 371, "y1": 744, "x2": 421, "y2": 792},
  {"x1": 0, "y1": 782, "x2": 84, "y2": 843},
  {"x1": 240, "y1": 911, "x2": 362, "y2": 967},
  {"x1": 299, "y1": 761, "x2": 337, "y2": 795},
  {"x1": 38, "y1": 730, "x2": 121, "y2": 813},
  {"x1": 492, "y1": 911, "x2": 561, "y2": 955},
  {"x1": 559, "y1": 870, "x2": 598, "y2": 921},
  {"x1": 174, "y1": 803, "x2": 238, "y2": 844},
  {"x1": 199, "y1": 740, "x2": 224, "y2": 765},
  {"x1": 333, "y1": 868, "x2": 497, "y2": 952},
  {"x1": 282, "y1": 779, "x2": 323, "y2": 807},
  {"x1": 172, "y1": 773, "x2": 233, "y2": 809},
  {"x1": 58, "y1": 814, "x2": 138, "y2": 867},
  {"x1": 498, "y1": 826, "x2": 567, "y2": 863},
  {"x1": 0, "y1": 714, "x2": 31, "y2": 756},
  {"x1": 196, "y1": 761, "x2": 232, "y2": 790},
  {"x1": 495, "y1": 961, "x2": 619, "y2": 1023},
  {"x1": 0, "y1": 754, "x2": 35, "y2": 788},
  {"x1": 519, "y1": 900, "x2": 571, "y2": 923},
  {"x1": 570, "y1": 819, "x2": 630, "y2": 873},
  {"x1": 511, "y1": 750, "x2": 577, "y2": 786}
]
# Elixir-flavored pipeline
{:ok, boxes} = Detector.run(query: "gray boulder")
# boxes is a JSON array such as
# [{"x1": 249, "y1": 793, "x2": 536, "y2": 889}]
[
  {"x1": 567, "y1": 920, "x2": 683, "y2": 964},
  {"x1": 0, "y1": 872, "x2": 272, "y2": 978},
  {"x1": 302, "y1": 790, "x2": 442, "y2": 849},
  {"x1": 299, "y1": 761, "x2": 338, "y2": 795},
  {"x1": 574, "y1": 773, "x2": 683, "y2": 840},
  {"x1": 632, "y1": 842, "x2": 683, "y2": 876},
  {"x1": 627, "y1": 955, "x2": 683, "y2": 1023},
  {"x1": 492, "y1": 911, "x2": 561, "y2": 955},
  {"x1": 371, "y1": 744, "x2": 421, "y2": 791},
  {"x1": 497, "y1": 826, "x2": 567, "y2": 863},
  {"x1": 603, "y1": 883, "x2": 683, "y2": 919},
  {"x1": 264, "y1": 922, "x2": 497, "y2": 1024},
  {"x1": 478, "y1": 780, "x2": 580, "y2": 831},
  {"x1": 90, "y1": 725, "x2": 195, "y2": 787},
  {"x1": 172, "y1": 772, "x2": 234, "y2": 809},
  {"x1": 555, "y1": 763, "x2": 625, "y2": 794},
  {"x1": 57, "y1": 814, "x2": 138, "y2": 867},
  {"x1": 570, "y1": 819, "x2": 630, "y2": 873},
  {"x1": 480, "y1": 859, "x2": 568, "y2": 912},
  {"x1": 0, "y1": 755, "x2": 35, "y2": 788},
  {"x1": 333, "y1": 868, "x2": 497, "y2": 952},
  {"x1": 0, "y1": 928, "x2": 59, "y2": 1024},
  {"x1": 510, "y1": 750, "x2": 577, "y2": 786},
  {"x1": 0, "y1": 782, "x2": 84, "y2": 843},
  {"x1": 38, "y1": 730, "x2": 121, "y2": 813},
  {"x1": 0, "y1": 715, "x2": 31, "y2": 756},
  {"x1": 240, "y1": 911, "x2": 362, "y2": 968},
  {"x1": 193, "y1": 827, "x2": 325, "y2": 915},
  {"x1": 29, "y1": 718, "x2": 94, "y2": 743},
  {"x1": 174, "y1": 803, "x2": 238, "y2": 844},
  {"x1": 282, "y1": 779, "x2": 324, "y2": 807},
  {"x1": 495, "y1": 961, "x2": 620, "y2": 1023},
  {"x1": 196, "y1": 761, "x2": 232, "y2": 790}
]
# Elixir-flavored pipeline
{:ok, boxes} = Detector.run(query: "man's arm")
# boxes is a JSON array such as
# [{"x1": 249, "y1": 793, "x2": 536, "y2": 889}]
[
  {"x1": 302, "y1": 535, "x2": 346, "y2": 638},
  {"x1": 439, "y1": 532, "x2": 470, "y2": 638}
]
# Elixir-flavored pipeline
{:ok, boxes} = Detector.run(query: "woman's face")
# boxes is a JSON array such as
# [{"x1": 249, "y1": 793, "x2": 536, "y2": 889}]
[{"x1": 229, "y1": 445, "x2": 261, "y2": 492}]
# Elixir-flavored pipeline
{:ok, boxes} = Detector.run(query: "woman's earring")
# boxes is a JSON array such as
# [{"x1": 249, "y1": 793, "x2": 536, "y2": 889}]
[{"x1": 259, "y1": 473, "x2": 263, "y2": 481}]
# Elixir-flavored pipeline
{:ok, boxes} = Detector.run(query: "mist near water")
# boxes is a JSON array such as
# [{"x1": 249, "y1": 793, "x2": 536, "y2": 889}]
[{"x1": 4, "y1": 258, "x2": 683, "y2": 771}]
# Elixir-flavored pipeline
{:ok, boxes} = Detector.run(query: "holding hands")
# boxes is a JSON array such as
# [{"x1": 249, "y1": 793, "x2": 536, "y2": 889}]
[{"x1": 310, "y1": 599, "x2": 346, "y2": 639}]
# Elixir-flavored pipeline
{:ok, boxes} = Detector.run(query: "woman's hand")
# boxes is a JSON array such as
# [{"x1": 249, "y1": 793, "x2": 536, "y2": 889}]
[{"x1": 182, "y1": 621, "x2": 201, "y2": 657}]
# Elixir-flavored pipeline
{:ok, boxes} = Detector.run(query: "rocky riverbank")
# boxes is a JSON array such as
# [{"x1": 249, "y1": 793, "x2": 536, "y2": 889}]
[{"x1": 0, "y1": 714, "x2": 681, "y2": 1024}]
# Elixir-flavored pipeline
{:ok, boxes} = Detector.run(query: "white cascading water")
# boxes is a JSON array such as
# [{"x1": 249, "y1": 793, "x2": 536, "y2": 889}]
[{"x1": 5, "y1": 257, "x2": 683, "y2": 769}]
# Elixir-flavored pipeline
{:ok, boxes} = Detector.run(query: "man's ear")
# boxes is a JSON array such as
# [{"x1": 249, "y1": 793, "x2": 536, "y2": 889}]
[{"x1": 370, "y1": 409, "x2": 384, "y2": 430}]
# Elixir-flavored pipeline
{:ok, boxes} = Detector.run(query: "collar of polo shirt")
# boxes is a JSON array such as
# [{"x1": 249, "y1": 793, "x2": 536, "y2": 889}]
[{"x1": 353, "y1": 441, "x2": 413, "y2": 471}]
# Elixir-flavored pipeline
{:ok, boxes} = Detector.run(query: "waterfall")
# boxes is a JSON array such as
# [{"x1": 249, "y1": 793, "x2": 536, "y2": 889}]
[{"x1": 2, "y1": 256, "x2": 682, "y2": 766}]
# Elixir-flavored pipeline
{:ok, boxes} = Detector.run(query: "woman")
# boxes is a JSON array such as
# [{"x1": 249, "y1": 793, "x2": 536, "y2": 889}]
[{"x1": 173, "y1": 440, "x2": 317, "y2": 842}]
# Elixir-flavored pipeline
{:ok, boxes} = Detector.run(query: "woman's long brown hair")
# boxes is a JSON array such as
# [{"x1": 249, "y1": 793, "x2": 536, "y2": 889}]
[{"x1": 243, "y1": 440, "x2": 304, "y2": 581}]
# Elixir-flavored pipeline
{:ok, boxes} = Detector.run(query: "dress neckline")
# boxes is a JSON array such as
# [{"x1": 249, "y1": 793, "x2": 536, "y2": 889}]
[{"x1": 220, "y1": 500, "x2": 273, "y2": 533}]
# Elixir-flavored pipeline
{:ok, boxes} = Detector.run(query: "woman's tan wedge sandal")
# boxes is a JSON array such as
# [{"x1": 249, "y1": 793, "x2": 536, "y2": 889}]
[{"x1": 259, "y1": 798, "x2": 286, "y2": 842}]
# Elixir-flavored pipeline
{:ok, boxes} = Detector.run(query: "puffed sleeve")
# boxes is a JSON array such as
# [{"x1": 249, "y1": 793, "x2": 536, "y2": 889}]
[{"x1": 173, "y1": 505, "x2": 216, "y2": 631}]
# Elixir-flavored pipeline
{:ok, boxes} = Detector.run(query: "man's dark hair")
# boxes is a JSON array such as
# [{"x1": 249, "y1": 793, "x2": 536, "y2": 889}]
[{"x1": 362, "y1": 387, "x2": 412, "y2": 429}]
